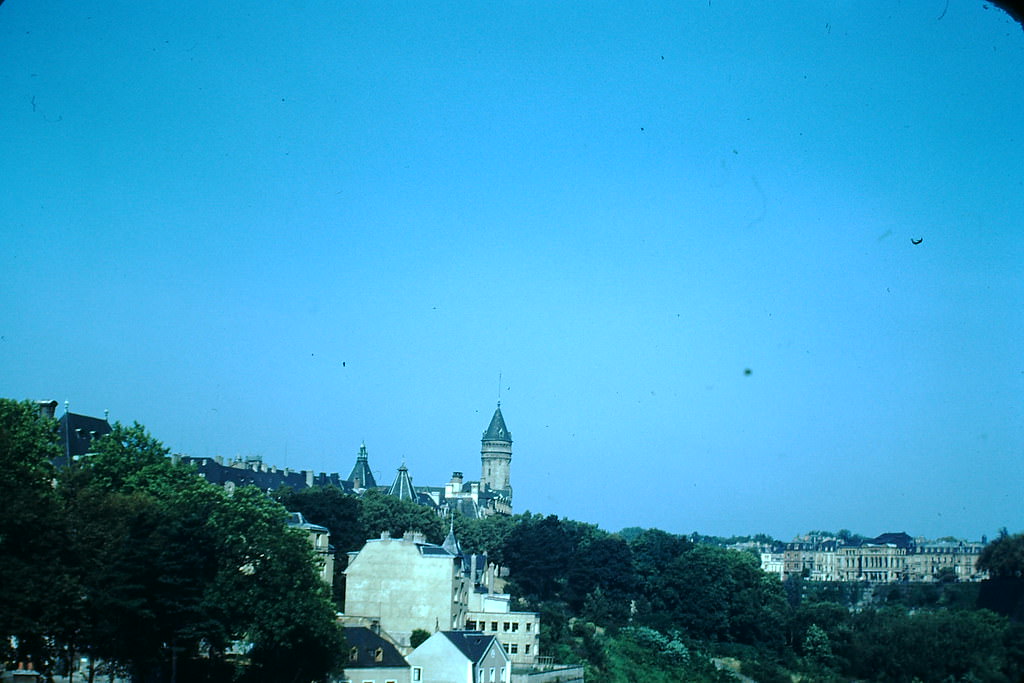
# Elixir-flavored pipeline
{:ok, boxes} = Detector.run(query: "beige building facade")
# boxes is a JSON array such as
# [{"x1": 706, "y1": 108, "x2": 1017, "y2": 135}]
[
  {"x1": 465, "y1": 594, "x2": 540, "y2": 667},
  {"x1": 344, "y1": 531, "x2": 470, "y2": 649},
  {"x1": 763, "y1": 533, "x2": 987, "y2": 583}
]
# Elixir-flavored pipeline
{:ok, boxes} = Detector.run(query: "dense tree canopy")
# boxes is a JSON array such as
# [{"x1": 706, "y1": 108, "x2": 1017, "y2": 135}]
[
  {"x1": 0, "y1": 400, "x2": 64, "y2": 668},
  {"x1": 978, "y1": 529, "x2": 1024, "y2": 579},
  {"x1": 0, "y1": 402, "x2": 343, "y2": 682}
]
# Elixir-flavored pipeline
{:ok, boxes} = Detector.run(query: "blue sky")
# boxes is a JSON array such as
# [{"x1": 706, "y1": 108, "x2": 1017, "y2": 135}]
[{"x1": 2, "y1": 1, "x2": 1022, "y2": 540}]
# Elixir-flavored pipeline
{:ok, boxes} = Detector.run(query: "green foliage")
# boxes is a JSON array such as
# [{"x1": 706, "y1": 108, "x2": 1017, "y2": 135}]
[
  {"x1": 802, "y1": 624, "x2": 834, "y2": 667},
  {"x1": 873, "y1": 580, "x2": 980, "y2": 610},
  {"x1": 453, "y1": 511, "x2": 517, "y2": 563},
  {"x1": 410, "y1": 628, "x2": 431, "y2": 648},
  {"x1": 1, "y1": 408, "x2": 342, "y2": 682},
  {"x1": 0, "y1": 400, "x2": 65, "y2": 668},
  {"x1": 978, "y1": 529, "x2": 1024, "y2": 579},
  {"x1": 358, "y1": 489, "x2": 445, "y2": 544},
  {"x1": 593, "y1": 627, "x2": 731, "y2": 682},
  {"x1": 637, "y1": 544, "x2": 787, "y2": 648},
  {"x1": 273, "y1": 485, "x2": 363, "y2": 605},
  {"x1": 839, "y1": 607, "x2": 1023, "y2": 682}
]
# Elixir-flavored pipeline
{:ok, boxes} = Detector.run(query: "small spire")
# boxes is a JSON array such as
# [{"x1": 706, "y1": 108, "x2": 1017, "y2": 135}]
[{"x1": 443, "y1": 518, "x2": 461, "y2": 556}]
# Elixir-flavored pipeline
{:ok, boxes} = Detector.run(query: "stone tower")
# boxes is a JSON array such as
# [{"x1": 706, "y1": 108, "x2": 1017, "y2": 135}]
[{"x1": 480, "y1": 403, "x2": 512, "y2": 495}]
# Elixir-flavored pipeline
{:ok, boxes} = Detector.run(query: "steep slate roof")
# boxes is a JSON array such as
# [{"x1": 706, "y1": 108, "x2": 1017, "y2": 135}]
[
  {"x1": 387, "y1": 463, "x2": 417, "y2": 501},
  {"x1": 342, "y1": 627, "x2": 408, "y2": 668},
  {"x1": 347, "y1": 442, "x2": 377, "y2": 489},
  {"x1": 443, "y1": 631, "x2": 498, "y2": 664},
  {"x1": 481, "y1": 404, "x2": 511, "y2": 442},
  {"x1": 442, "y1": 521, "x2": 462, "y2": 556},
  {"x1": 869, "y1": 532, "x2": 914, "y2": 549},
  {"x1": 57, "y1": 412, "x2": 112, "y2": 460},
  {"x1": 287, "y1": 511, "x2": 328, "y2": 533},
  {"x1": 178, "y1": 456, "x2": 353, "y2": 493}
]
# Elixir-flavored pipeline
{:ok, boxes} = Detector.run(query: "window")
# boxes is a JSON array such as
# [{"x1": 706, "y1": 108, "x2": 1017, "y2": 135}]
[
  {"x1": 490, "y1": 667, "x2": 496, "y2": 682},
  {"x1": 374, "y1": 647, "x2": 383, "y2": 662},
  {"x1": 466, "y1": 620, "x2": 477, "y2": 630},
  {"x1": 491, "y1": 621, "x2": 498, "y2": 631},
  {"x1": 349, "y1": 647, "x2": 359, "y2": 662},
  {"x1": 510, "y1": 644, "x2": 518, "y2": 654},
  {"x1": 412, "y1": 668, "x2": 422, "y2": 681},
  {"x1": 511, "y1": 622, "x2": 518, "y2": 632},
  {"x1": 524, "y1": 645, "x2": 530, "y2": 654},
  {"x1": 503, "y1": 621, "x2": 510, "y2": 631}
]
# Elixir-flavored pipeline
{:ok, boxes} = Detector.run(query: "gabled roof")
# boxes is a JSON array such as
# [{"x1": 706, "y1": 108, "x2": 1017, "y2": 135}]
[
  {"x1": 443, "y1": 631, "x2": 499, "y2": 664},
  {"x1": 342, "y1": 627, "x2": 408, "y2": 669},
  {"x1": 481, "y1": 404, "x2": 511, "y2": 443},
  {"x1": 387, "y1": 463, "x2": 417, "y2": 501},
  {"x1": 347, "y1": 442, "x2": 377, "y2": 489}
]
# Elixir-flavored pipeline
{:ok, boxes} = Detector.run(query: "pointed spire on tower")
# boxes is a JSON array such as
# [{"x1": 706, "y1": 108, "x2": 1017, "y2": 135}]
[
  {"x1": 387, "y1": 462, "x2": 417, "y2": 502},
  {"x1": 482, "y1": 404, "x2": 512, "y2": 443},
  {"x1": 347, "y1": 442, "x2": 377, "y2": 489},
  {"x1": 442, "y1": 517, "x2": 461, "y2": 556}
]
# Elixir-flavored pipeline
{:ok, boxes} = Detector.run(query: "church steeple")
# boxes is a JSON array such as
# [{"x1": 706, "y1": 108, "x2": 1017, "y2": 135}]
[
  {"x1": 480, "y1": 404, "x2": 512, "y2": 495},
  {"x1": 347, "y1": 442, "x2": 377, "y2": 490}
]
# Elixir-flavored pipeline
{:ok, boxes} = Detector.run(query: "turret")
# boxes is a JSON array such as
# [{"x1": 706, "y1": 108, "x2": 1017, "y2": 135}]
[
  {"x1": 347, "y1": 442, "x2": 377, "y2": 490},
  {"x1": 480, "y1": 403, "x2": 512, "y2": 495},
  {"x1": 387, "y1": 462, "x2": 417, "y2": 502}
]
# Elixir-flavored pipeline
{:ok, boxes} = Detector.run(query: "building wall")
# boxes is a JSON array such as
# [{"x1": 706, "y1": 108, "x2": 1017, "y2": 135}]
[
  {"x1": 768, "y1": 540, "x2": 986, "y2": 583},
  {"x1": 465, "y1": 611, "x2": 540, "y2": 667},
  {"x1": 344, "y1": 532, "x2": 468, "y2": 648},
  {"x1": 338, "y1": 666, "x2": 411, "y2": 683},
  {"x1": 406, "y1": 636, "x2": 475, "y2": 683}
]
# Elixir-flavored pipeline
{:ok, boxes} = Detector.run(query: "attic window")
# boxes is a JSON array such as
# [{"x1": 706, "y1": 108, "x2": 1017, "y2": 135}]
[
  {"x1": 349, "y1": 647, "x2": 358, "y2": 662},
  {"x1": 374, "y1": 647, "x2": 383, "y2": 662}
]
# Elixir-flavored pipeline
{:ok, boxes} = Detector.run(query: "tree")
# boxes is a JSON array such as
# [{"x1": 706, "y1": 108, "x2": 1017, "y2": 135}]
[
  {"x1": 357, "y1": 490, "x2": 444, "y2": 544},
  {"x1": 273, "y1": 485, "x2": 363, "y2": 605},
  {"x1": 502, "y1": 515, "x2": 576, "y2": 600},
  {"x1": 0, "y1": 399, "x2": 64, "y2": 670},
  {"x1": 453, "y1": 511, "x2": 517, "y2": 566},
  {"x1": 221, "y1": 490, "x2": 343, "y2": 682},
  {"x1": 978, "y1": 529, "x2": 1024, "y2": 579},
  {"x1": 59, "y1": 421, "x2": 343, "y2": 682}
]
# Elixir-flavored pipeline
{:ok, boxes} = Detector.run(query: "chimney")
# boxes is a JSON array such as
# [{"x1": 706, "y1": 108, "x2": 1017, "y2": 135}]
[{"x1": 36, "y1": 400, "x2": 58, "y2": 419}]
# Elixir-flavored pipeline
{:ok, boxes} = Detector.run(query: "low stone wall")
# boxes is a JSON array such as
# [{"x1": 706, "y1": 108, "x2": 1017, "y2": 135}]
[{"x1": 511, "y1": 665, "x2": 585, "y2": 683}]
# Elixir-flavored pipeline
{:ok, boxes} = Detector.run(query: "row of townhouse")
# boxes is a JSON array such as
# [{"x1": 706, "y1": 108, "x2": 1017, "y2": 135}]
[{"x1": 759, "y1": 532, "x2": 987, "y2": 583}]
